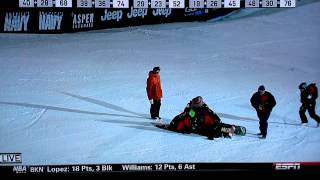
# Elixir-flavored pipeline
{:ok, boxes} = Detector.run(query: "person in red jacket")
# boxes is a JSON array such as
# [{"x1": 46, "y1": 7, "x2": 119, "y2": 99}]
[{"x1": 146, "y1": 66, "x2": 162, "y2": 120}]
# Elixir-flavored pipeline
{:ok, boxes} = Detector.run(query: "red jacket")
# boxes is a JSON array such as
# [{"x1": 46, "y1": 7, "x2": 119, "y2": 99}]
[{"x1": 146, "y1": 71, "x2": 162, "y2": 100}]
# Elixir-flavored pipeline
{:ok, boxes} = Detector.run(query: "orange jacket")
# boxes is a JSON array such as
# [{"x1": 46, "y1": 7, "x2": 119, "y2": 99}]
[{"x1": 146, "y1": 71, "x2": 162, "y2": 100}]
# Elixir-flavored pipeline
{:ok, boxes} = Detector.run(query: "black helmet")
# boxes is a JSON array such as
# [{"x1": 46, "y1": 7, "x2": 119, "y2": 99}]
[
  {"x1": 299, "y1": 82, "x2": 307, "y2": 89},
  {"x1": 258, "y1": 85, "x2": 265, "y2": 91},
  {"x1": 152, "y1": 66, "x2": 160, "y2": 72},
  {"x1": 191, "y1": 96, "x2": 204, "y2": 108}
]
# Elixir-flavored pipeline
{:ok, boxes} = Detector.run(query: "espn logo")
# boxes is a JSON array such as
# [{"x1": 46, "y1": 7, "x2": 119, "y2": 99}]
[
  {"x1": 274, "y1": 162, "x2": 300, "y2": 170},
  {"x1": 0, "y1": 153, "x2": 22, "y2": 164}
]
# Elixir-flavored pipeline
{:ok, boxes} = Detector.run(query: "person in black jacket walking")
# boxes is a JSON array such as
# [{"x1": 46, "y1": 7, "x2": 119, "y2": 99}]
[
  {"x1": 250, "y1": 85, "x2": 276, "y2": 139},
  {"x1": 298, "y1": 82, "x2": 320, "y2": 127}
]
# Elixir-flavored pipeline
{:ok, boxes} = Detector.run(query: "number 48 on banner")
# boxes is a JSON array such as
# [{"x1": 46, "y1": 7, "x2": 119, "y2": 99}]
[{"x1": 245, "y1": 0, "x2": 259, "y2": 8}]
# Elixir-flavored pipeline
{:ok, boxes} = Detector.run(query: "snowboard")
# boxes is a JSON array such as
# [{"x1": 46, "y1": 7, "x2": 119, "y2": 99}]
[
  {"x1": 219, "y1": 123, "x2": 246, "y2": 136},
  {"x1": 154, "y1": 122, "x2": 246, "y2": 136},
  {"x1": 233, "y1": 125, "x2": 246, "y2": 136},
  {"x1": 152, "y1": 121, "x2": 171, "y2": 130}
]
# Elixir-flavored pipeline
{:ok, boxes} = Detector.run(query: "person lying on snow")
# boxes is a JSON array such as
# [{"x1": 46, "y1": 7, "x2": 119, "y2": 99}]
[{"x1": 166, "y1": 96, "x2": 245, "y2": 140}]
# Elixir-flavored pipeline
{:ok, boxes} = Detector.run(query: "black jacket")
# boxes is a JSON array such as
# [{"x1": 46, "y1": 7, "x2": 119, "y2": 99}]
[
  {"x1": 183, "y1": 102, "x2": 221, "y2": 125},
  {"x1": 300, "y1": 83, "x2": 318, "y2": 105},
  {"x1": 250, "y1": 91, "x2": 276, "y2": 113}
]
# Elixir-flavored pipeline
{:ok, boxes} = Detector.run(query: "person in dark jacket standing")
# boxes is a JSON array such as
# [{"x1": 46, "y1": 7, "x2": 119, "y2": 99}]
[
  {"x1": 298, "y1": 82, "x2": 320, "y2": 127},
  {"x1": 146, "y1": 66, "x2": 162, "y2": 120},
  {"x1": 250, "y1": 85, "x2": 276, "y2": 139}
]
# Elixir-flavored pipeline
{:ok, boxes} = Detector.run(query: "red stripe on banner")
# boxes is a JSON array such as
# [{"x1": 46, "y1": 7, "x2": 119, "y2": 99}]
[{"x1": 300, "y1": 162, "x2": 320, "y2": 166}]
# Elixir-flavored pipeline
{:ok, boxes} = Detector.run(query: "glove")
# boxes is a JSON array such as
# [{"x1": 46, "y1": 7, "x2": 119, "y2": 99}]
[
  {"x1": 307, "y1": 95, "x2": 312, "y2": 99},
  {"x1": 149, "y1": 99, "x2": 154, "y2": 104}
]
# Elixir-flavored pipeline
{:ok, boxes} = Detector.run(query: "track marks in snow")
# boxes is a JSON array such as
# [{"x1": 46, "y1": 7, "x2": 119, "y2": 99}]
[{"x1": 25, "y1": 108, "x2": 47, "y2": 129}]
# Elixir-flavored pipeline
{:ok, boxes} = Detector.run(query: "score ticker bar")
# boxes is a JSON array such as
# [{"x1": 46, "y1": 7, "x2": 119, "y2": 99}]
[
  {"x1": 18, "y1": 0, "x2": 296, "y2": 8},
  {"x1": 245, "y1": 0, "x2": 296, "y2": 8}
]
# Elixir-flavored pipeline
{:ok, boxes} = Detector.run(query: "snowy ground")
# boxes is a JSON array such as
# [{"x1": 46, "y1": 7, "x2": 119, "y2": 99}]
[{"x1": 0, "y1": 0, "x2": 320, "y2": 165}]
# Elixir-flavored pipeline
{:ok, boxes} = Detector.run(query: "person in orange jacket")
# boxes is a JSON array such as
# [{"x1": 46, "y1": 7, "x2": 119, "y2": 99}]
[{"x1": 146, "y1": 66, "x2": 163, "y2": 120}]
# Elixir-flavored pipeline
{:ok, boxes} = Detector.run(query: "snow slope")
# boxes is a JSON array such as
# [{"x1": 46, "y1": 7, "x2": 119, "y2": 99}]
[{"x1": 0, "y1": 0, "x2": 320, "y2": 165}]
